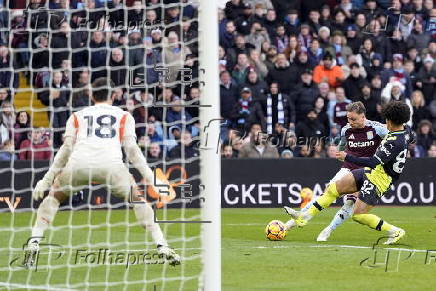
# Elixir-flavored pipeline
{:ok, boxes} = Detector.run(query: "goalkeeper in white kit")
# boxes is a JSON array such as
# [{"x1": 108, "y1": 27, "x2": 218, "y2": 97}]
[{"x1": 25, "y1": 78, "x2": 180, "y2": 267}]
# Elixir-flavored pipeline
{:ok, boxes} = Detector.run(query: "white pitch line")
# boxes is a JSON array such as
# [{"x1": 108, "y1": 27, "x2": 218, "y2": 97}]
[
  {"x1": 252, "y1": 244, "x2": 430, "y2": 253},
  {"x1": 0, "y1": 282, "x2": 77, "y2": 291}
]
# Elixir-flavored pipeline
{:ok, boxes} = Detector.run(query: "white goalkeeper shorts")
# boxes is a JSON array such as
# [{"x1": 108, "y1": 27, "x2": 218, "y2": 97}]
[
  {"x1": 328, "y1": 168, "x2": 351, "y2": 184},
  {"x1": 55, "y1": 163, "x2": 135, "y2": 199}
]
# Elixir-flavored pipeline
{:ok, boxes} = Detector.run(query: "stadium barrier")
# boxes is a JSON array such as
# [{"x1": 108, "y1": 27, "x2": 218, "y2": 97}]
[{"x1": 0, "y1": 158, "x2": 434, "y2": 211}]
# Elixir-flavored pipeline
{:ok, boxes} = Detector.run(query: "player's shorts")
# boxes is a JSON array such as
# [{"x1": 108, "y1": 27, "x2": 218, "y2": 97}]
[
  {"x1": 55, "y1": 162, "x2": 135, "y2": 200},
  {"x1": 352, "y1": 167, "x2": 386, "y2": 206},
  {"x1": 329, "y1": 168, "x2": 351, "y2": 184}
]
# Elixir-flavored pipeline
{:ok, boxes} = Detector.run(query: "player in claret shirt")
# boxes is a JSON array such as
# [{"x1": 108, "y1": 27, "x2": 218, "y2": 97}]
[
  {"x1": 285, "y1": 101, "x2": 413, "y2": 245},
  {"x1": 286, "y1": 101, "x2": 389, "y2": 241}
]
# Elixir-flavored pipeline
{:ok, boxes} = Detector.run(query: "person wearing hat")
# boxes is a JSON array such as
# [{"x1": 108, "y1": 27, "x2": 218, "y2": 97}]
[
  {"x1": 343, "y1": 63, "x2": 366, "y2": 101},
  {"x1": 230, "y1": 86, "x2": 265, "y2": 132},
  {"x1": 346, "y1": 24, "x2": 363, "y2": 54},
  {"x1": 380, "y1": 53, "x2": 413, "y2": 98},
  {"x1": 224, "y1": 0, "x2": 246, "y2": 20},
  {"x1": 295, "y1": 107, "x2": 327, "y2": 141},
  {"x1": 298, "y1": 23, "x2": 313, "y2": 49},
  {"x1": 318, "y1": 26, "x2": 331, "y2": 49},
  {"x1": 293, "y1": 69, "x2": 320, "y2": 123},
  {"x1": 366, "y1": 53, "x2": 384, "y2": 80},
  {"x1": 234, "y1": 2, "x2": 255, "y2": 36},
  {"x1": 283, "y1": 9, "x2": 300, "y2": 36},
  {"x1": 313, "y1": 52, "x2": 345, "y2": 88},
  {"x1": 399, "y1": 6, "x2": 416, "y2": 39}
]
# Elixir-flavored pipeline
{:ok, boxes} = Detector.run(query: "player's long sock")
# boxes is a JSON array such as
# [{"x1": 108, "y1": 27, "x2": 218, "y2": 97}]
[
  {"x1": 133, "y1": 203, "x2": 167, "y2": 247},
  {"x1": 31, "y1": 196, "x2": 60, "y2": 244},
  {"x1": 300, "y1": 198, "x2": 315, "y2": 212},
  {"x1": 326, "y1": 196, "x2": 356, "y2": 231},
  {"x1": 352, "y1": 213, "x2": 396, "y2": 232},
  {"x1": 303, "y1": 183, "x2": 340, "y2": 221}
]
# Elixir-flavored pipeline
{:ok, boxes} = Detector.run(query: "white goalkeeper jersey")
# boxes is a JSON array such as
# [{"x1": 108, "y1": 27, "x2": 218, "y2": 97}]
[{"x1": 64, "y1": 103, "x2": 136, "y2": 167}]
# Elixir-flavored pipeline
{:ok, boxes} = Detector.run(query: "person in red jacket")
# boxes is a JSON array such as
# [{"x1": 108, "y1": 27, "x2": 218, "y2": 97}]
[{"x1": 19, "y1": 127, "x2": 52, "y2": 160}]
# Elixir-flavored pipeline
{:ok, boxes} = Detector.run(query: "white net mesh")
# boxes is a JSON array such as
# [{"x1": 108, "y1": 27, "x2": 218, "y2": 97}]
[{"x1": 0, "y1": 1, "x2": 208, "y2": 290}]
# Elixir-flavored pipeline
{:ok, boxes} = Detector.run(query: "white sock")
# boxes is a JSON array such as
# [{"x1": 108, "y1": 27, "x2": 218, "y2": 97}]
[
  {"x1": 133, "y1": 203, "x2": 167, "y2": 247},
  {"x1": 285, "y1": 220, "x2": 296, "y2": 230},
  {"x1": 326, "y1": 196, "x2": 355, "y2": 231},
  {"x1": 31, "y1": 196, "x2": 60, "y2": 244}
]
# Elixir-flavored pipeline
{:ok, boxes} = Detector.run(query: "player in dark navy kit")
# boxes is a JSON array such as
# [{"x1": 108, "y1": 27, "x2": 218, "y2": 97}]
[
  {"x1": 288, "y1": 101, "x2": 388, "y2": 241},
  {"x1": 285, "y1": 101, "x2": 413, "y2": 245}
]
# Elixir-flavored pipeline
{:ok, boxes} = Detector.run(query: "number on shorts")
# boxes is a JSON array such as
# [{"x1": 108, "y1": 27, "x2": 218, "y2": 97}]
[
  {"x1": 361, "y1": 180, "x2": 374, "y2": 195},
  {"x1": 84, "y1": 115, "x2": 117, "y2": 138}
]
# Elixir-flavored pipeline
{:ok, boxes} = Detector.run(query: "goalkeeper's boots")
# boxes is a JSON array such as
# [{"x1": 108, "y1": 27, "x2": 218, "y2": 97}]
[
  {"x1": 23, "y1": 240, "x2": 39, "y2": 268},
  {"x1": 283, "y1": 206, "x2": 300, "y2": 219},
  {"x1": 384, "y1": 228, "x2": 406, "y2": 245},
  {"x1": 157, "y1": 245, "x2": 181, "y2": 267}
]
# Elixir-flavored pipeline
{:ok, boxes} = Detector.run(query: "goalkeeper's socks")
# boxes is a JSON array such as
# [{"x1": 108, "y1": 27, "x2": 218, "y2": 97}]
[
  {"x1": 352, "y1": 213, "x2": 396, "y2": 232},
  {"x1": 133, "y1": 203, "x2": 167, "y2": 247},
  {"x1": 326, "y1": 195, "x2": 356, "y2": 231},
  {"x1": 31, "y1": 196, "x2": 60, "y2": 244}
]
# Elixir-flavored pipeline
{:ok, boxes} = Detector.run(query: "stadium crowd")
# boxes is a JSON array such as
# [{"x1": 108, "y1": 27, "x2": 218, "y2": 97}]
[{"x1": 0, "y1": 0, "x2": 435, "y2": 161}]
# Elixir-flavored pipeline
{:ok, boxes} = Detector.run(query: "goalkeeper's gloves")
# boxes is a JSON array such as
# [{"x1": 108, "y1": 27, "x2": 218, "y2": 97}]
[{"x1": 33, "y1": 179, "x2": 52, "y2": 201}]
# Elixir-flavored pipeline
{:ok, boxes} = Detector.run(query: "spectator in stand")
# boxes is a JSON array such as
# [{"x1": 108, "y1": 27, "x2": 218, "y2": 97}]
[
  {"x1": 295, "y1": 108, "x2": 327, "y2": 140},
  {"x1": 381, "y1": 54, "x2": 413, "y2": 98},
  {"x1": 261, "y1": 82, "x2": 295, "y2": 134},
  {"x1": 0, "y1": 140, "x2": 15, "y2": 161},
  {"x1": 168, "y1": 131, "x2": 199, "y2": 159},
  {"x1": 37, "y1": 71, "x2": 70, "y2": 148},
  {"x1": 293, "y1": 69, "x2": 319, "y2": 123},
  {"x1": 358, "y1": 82, "x2": 381, "y2": 122},
  {"x1": 241, "y1": 70, "x2": 268, "y2": 100},
  {"x1": 109, "y1": 48, "x2": 127, "y2": 87},
  {"x1": 346, "y1": 25, "x2": 362, "y2": 55},
  {"x1": 307, "y1": 38, "x2": 324, "y2": 67},
  {"x1": 298, "y1": 23, "x2": 313, "y2": 49},
  {"x1": 326, "y1": 144, "x2": 338, "y2": 158},
  {"x1": 50, "y1": 21, "x2": 71, "y2": 69},
  {"x1": 90, "y1": 31, "x2": 108, "y2": 81},
  {"x1": 416, "y1": 120, "x2": 434, "y2": 154},
  {"x1": 343, "y1": 63, "x2": 366, "y2": 101},
  {"x1": 407, "y1": 19, "x2": 431, "y2": 54},
  {"x1": 220, "y1": 20, "x2": 237, "y2": 50},
  {"x1": 416, "y1": 56, "x2": 435, "y2": 105},
  {"x1": 220, "y1": 70, "x2": 239, "y2": 123},
  {"x1": 0, "y1": 113, "x2": 9, "y2": 145},
  {"x1": 325, "y1": 30, "x2": 352, "y2": 67},
  {"x1": 147, "y1": 142, "x2": 162, "y2": 159},
  {"x1": 235, "y1": 2, "x2": 255, "y2": 36},
  {"x1": 356, "y1": 38, "x2": 377, "y2": 70},
  {"x1": 313, "y1": 96, "x2": 331, "y2": 136},
  {"x1": 266, "y1": 53, "x2": 299, "y2": 94},
  {"x1": 221, "y1": 143, "x2": 236, "y2": 158},
  {"x1": 411, "y1": 90, "x2": 432, "y2": 130},
  {"x1": 0, "y1": 101, "x2": 15, "y2": 131},
  {"x1": 332, "y1": 87, "x2": 351, "y2": 128},
  {"x1": 19, "y1": 127, "x2": 52, "y2": 160},
  {"x1": 273, "y1": 24, "x2": 289, "y2": 54},
  {"x1": 219, "y1": 46, "x2": 234, "y2": 73},
  {"x1": 366, "y1": 53, "x2": 384, "y2": 81},
  {"x1": 238, "y1": 123, "x2": 279, "y2": 158},
  {"x1": 307, "y1": 9, "x2": 322, "y2": 33},
  {"x1": 248, "y1": 49, "x2": 268, "y2": 80},
  {"x1": 0, "y1": 45, "x2": 17, "y2": 89},
  {"x1": 231, "y1": 53, "x2": 253, "y2": 85},
  {"x1": 428, "y1": 143, "x2": 436, "y2": 158},
  {"x1": 318, "y1": 26, "x2": 331, "y2": 49},
  {"x1": 313, "y1": 52, "x2": 345, "y2": 88},
  {"x1": 166, "y1": 98, "x2": 194, "y2": 135},
  {"x1": 245, "y1": 22, "x2": 270, "y2": 52},
  {"x1": 230, "y1": 87, "x2": 265, "y2": 132},
  {"x1": 13, "y1": 111, "x2": 31, "y2": 149},
  {"x1": 0, "y1": 88, "x2": 10, "y2": 107},
  {"x1": 283, "y1": 35, "x2": 301, "y2": 64}
]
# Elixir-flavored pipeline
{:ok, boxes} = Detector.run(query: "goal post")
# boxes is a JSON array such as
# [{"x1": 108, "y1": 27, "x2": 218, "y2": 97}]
[{"x1": 198, "y1": 0, "x2": 221, "y2": 290}]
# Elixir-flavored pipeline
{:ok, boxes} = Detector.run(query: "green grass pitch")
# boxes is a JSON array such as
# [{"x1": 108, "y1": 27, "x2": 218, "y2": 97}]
[{"x1": 0, "y1": 207, "x2": 435, "y2": 290}]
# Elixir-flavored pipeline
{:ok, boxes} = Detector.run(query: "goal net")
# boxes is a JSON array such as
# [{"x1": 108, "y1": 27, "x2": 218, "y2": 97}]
[{"x1": 0, "y1": 0, "x2": 220, "y2": 290}]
